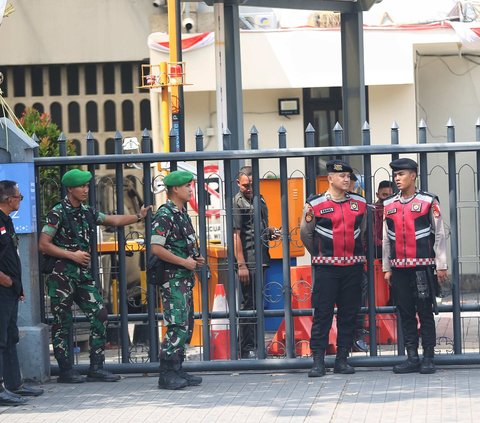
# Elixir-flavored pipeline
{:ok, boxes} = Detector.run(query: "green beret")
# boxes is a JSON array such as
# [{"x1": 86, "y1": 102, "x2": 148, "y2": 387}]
[
  {"x1": 61, "y1": 169, "x2": 93, "y2": 187},
  {"x1": 163, "y1": 171, "x2": 194, "y2": 187}
]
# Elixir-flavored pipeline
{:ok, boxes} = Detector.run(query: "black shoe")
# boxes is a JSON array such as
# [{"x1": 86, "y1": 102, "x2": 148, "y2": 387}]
[
  {"x1": 241, "y1": 350, "x2": 257, "y2": 359},
  {"x1": 158, "y1": 371, "x2": 188, "y2": 390},
  {"x1": 0, "y1": 389, "x2": 28, "y2": 406},
  {"x1": 352, "y1": 338, "x2": 369, "y2": 353},
  {"x1": 333, "y1": 347, "x2": 355, "y2": 374},
  {"x1": 58, "y1": 369, "x2": 86, "y2": 384},
  {"x1": 10, "y1": 384, "x2": 44, "y2": 397},
  {"x1": 419, "y1": 357, "x2": 436, "y2": 374},
  {"x1": 87, "y1": 366, "x2": 121, "y2": 382},
  {"x1": 393, "y1": 357, "x2": 421, "y2": 374},
  {"x1": 177, "y1": 368, "x2": 202, "y2": 386},
  {"x1": 308, "y1": 350, "x2": 326, "y2": 378}
]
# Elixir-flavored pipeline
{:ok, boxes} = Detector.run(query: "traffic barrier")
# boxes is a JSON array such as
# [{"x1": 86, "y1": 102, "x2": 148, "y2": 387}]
[{"x1": 210, "y1": 284, "x2": 231, "y2": 359}]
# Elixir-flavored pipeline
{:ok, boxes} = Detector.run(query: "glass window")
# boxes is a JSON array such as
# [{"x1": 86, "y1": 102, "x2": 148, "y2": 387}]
[
  {"x1": 140, "y1": 99, "x2": 151, "y2": 130},
  {"x1": 120, "y1": 63, "x2": 133, "y2": 94},
  {"x1": 14, "y1": 103, "x2": 25, "y2": 117},
  {"x1": 0, "y1": 67, "x2": 8, "y2": 97},
  {"x1": 68, "y1": 102, "x2": 81, "y2": 133},
  {"x1": 122, "y1": 100, "x2": 134, "y2": 131},
  {"x1": 105, "y1": 138, "x2": 115, "y2": 169},
  {"x1": 49, "y1": 65, "x2": 62, "y2": 96},
  {"x1": 86, "y1": 101, "x2": 98, "y2": 132},
  {"x1": 104, "y1": 101, "x2": 116, "y2": 132},
  {"x1": 85, "y1": 64, "x2": 97, "y2": 95},
  {"x1": 103, "y1": 63, "x2": 115, "y2": 94},
  {"x1": 67, "y1": 65, "x2": 79, "y2": 95},
  {"x1": 13, "y1": 67, "x2": 25, "y2": 97},
  {"x1": 71, "y1": 139, "x2": 81, "y2": 156},
  {"x1": 31, "y1": 66, "x2": 44, "y2": 96},
  {"x1": 32, "y1": 103, "x2": 44, "y2": 113},
  {"x1": 50, "y1": 102, "x2": 62, "y2": 129}
]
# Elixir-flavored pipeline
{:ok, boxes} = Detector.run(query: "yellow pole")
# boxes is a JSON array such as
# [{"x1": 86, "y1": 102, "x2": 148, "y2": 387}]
[
  {"x1": 168, "y1": 0, "x2": 181, "y2": 152},
  {"x1": 160, "y1": 61, "x2": 169, "y2": 153}
]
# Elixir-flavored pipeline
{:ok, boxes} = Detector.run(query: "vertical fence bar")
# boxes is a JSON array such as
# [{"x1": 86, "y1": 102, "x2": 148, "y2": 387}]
[
  {"x1": 278, "y1": 126, "x2": 294, "y2": 358},
  {"x1": 169, "y1": 128, "x2": 178, "y2": 172},
  {"x1": 250, "y1": 126, "x2": 266, "y2": 359},
  {"x1": 390, "y1": 123, "x2": 404, "y2": 355},
  {"x1": 114, "y1": 131, "x2": 130, "y2": 362},
  {"x1": 476, "y1": 119, "x2": 480, "y2": 291},
  {"x1": 305, "y1": 123, "x2": 316, "y2": 199},
  {"x1": 58, "y1": 133, "x2": 67, "y2": 198},
  {"x1": 195, "y1": 129, "x2": 211, "y2": 361},
  {"x1": 333, "y1": 122, "x2": 343, "y2": 161},
  {"x1": 142, "y1": 129, "x2": 159, "y2": 362},
  {"x1": 362, "y1": 122, "x2": 377, "y2": 355},
  {"x1": 447, "y1": 119, "x2": 462, "y2": 354},
  {"x1": 418, "y1": 119, "x2": 428, "y2": 191},
  {"x1": 86, "y1": 132, "x2": 100, "y2": 290},
  {"x1": 223, "y1": 129, "x2": 238, "y2": 360},
  {"x1": 390, "y1": 121, "x2": 399, "y2": 164}
]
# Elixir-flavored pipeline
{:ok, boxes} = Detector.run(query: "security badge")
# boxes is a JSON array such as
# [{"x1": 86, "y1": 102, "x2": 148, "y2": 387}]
[
  {"x1": 350, "y1": 201, "x2": 358, "y2": 211},
  {"x1": 305, "y1": 207, "x2": 314, "y2": 222},
  {"x1": 411, "y1": 203, "x2": 422, "y2": 212}
]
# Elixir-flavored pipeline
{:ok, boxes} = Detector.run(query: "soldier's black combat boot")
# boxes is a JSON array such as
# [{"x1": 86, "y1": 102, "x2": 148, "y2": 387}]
[
  {"x1": 308, "y1": 349, "x2": 326, "y2": 378},
  {"x1": 419, "y1": 346, "x2": 436, "y2": 374},
  {"x1": 158, "y1": 360, "x2": 188, "y2": 390},
  {"x1": 393, "y1": 347, "x2": 421, "y2": 374},
  {"x1": 177, "y1": 357, "x2": 202, "y2": 386},
  {"x1": 87, "y1": 354, "x2": 121, "y2": 382},
  {"x1": 57, "y1": 359, "x2": 86, "y2": 384},
  {"x1": 333, "y1": 347, "x2": 355, "y2": 374}
]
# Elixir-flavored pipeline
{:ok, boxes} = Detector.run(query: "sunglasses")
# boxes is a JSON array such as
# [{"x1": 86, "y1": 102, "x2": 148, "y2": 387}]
[{"x1": 10, "y1": 194, "x2": 24, "y2": 201}]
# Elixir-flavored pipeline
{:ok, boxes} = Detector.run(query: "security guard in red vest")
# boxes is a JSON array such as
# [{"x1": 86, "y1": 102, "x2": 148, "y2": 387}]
[
  {"x1": 301, "y1": 160, "x2": 367, "y2": 377},
  {"x1": 383, "y1": 158, "x2": 448, "y2": 374}
]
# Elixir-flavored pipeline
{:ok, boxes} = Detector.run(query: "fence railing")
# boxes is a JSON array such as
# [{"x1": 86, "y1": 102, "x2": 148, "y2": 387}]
[{"x1": 34, "y1": 120, "x2": 480, "y2": 372}]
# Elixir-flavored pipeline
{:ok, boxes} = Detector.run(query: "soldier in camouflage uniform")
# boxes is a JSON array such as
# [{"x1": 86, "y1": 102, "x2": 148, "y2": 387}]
[
  {"x1": 151, "y1": 171, "x2": 205, "y2": 390},
  {"x1": 39, "y1": 169, "x2": 151, "y2": 384}
]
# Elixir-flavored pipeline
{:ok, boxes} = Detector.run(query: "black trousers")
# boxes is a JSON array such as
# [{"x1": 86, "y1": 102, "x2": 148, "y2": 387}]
[
  {"x1": 0, "y1": 289, "x2": 22, "y2": 389},
  {"x1": 238, "y1": 269, "x2": 265, "y2": 355},
  {"x1": 391, "y1": 268, "x2": 436, "y2": 349},
  {"x1": 310, "y1": 264, "x2": 362, "y2": 351}
]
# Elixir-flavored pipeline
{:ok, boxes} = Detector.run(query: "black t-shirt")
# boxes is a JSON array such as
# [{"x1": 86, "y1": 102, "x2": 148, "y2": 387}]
[
  {"x1": 232, "y1": 192, "x2": 270, "y2": 269},
  {"x1": 0, "y1": 210, "x2": 23, "y2": 296}
]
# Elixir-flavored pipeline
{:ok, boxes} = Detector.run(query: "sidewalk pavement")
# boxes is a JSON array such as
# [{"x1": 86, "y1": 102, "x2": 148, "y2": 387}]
[{"x1": 1, "y1": 365, "x2": 480, "y2": 423}]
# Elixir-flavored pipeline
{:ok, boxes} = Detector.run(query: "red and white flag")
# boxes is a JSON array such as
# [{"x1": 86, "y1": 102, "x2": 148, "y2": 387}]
[{"x1": 148, "y1": 32, "x2": 215, "y2": 53}]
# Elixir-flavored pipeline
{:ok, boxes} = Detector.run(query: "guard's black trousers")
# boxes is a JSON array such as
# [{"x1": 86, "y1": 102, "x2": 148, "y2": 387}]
[
  {"x1": 391, "y1": 268, "x2": 436, "y2": 349},
  {"x1": 310, "y1": 264, "x2": 362, "y2": 351}
]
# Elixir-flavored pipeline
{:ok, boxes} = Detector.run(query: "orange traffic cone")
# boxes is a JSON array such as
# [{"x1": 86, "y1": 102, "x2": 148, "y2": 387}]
[{"x1": 210, "y1": 284, "x2": 231, "y2": 360}]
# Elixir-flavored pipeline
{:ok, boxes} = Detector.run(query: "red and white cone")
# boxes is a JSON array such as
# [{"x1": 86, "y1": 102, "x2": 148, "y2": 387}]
[{"x1": 210, "y1": 284, "x2": 231, "y2": 360}]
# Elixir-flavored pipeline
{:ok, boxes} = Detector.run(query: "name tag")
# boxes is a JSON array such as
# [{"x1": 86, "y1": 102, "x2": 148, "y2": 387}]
[
  {"x1": 387, "y1": 208, "x2": 397, "y2": 215},
  {"x1": 320, "y1": 207, "x2": 334, "y2": 215}
]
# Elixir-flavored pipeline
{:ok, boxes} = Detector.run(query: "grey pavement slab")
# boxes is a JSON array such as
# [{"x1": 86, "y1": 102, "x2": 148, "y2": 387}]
[{"x1": 1, "y1": 366, "x2": 480, "y2": 423}]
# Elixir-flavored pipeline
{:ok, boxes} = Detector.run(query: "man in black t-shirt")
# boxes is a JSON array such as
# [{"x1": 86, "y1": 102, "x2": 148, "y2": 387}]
[
  {"x1": 0, "y1": 180, "x2": 43, "y2": 406},
  {"x1": 233, "y1": 166, "x2": 279, "y2": 359}
]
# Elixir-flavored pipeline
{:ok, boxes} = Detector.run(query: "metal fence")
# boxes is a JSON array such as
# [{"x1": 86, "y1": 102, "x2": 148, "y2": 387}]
[{"x1": 34, "y1": 120, "x2": 480, "y2": 373}]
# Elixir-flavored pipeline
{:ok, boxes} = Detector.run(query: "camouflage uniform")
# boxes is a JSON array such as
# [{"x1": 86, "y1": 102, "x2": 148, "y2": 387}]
[
  {"x1": 42, "y1": 198, "x2": 107, "y2": 366},
  {"x1": 151, "y1": 199, "x2": 197, "y2": 362}
]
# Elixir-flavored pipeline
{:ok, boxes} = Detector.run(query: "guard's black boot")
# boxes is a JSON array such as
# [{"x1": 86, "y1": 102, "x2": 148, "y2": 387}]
[
  {"x1": 177, "y1": 357, "x2": 202, "y2": 386},
  {"x1": 333, "y1": 347, "x2": 355, "y2": 374},
  {"x1": 0, "y1": 383, "x2": 28, "y2": 406},
  {"x1": 308, "y1": 349, "x2": 326, "y2": 378},
  {"x1": 393, "y1": 347, "x2": 421, "y2": 374},
  {"x1": 57, "y1": 359, "x2": 86, "y2": 384},
  {"x1": 158, "y1": 360, "x2": 188, "y2": 390},
  {"x1": 87, "y1": 354, "x2": 120, "y2": 382},
  {"x1": 419, "y1": 346, "x2": 436, "y2": 374},
  {"x1": 352, "y1": 329, "x2": 369, "y2": 353}
]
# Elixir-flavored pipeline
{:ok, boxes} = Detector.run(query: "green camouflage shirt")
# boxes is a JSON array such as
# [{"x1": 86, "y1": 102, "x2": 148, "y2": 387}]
[
  {"x1": 41, "y1": 197, "x2": 106, "y2": 251},
  {"x1": 151, "y1": 199, "x2": 197, "y2": 279}
]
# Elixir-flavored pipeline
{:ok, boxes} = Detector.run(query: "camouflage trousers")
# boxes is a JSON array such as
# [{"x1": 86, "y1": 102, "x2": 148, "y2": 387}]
[
  {"x1": 159, "y1": 275, "x2": 194, "y2": 361},
  {"x1": 46, "y1": 260, "x2": 108, "y2": 365}
]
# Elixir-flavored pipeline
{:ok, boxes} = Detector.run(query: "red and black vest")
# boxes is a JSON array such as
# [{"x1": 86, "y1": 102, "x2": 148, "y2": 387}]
[
  {"x1": 309, "y1": 192, "x2": 366, "y2": 266},
  {"x1": 384, "y1": 191, "x2": 436, "y2": 268}
]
